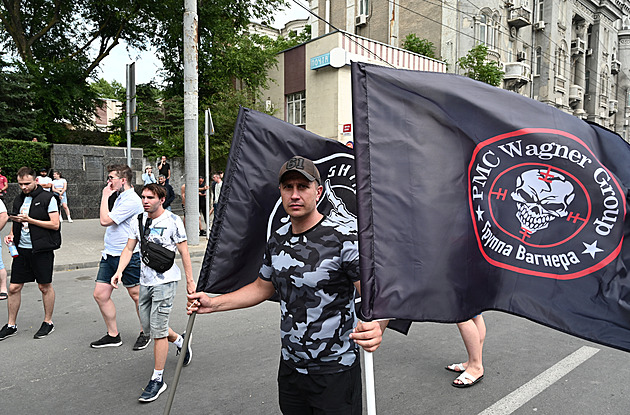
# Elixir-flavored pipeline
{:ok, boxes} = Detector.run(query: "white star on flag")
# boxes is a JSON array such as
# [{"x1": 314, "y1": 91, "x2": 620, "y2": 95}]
[
  {"x1": 475, "y1": 205, "x2": 484, "y2": 221},
  {"x1": 582, "y1": 240, "x2": 604, "y2": 259}
]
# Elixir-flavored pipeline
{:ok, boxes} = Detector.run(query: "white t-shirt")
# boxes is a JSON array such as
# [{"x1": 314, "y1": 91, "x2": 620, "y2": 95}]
[
  {"x1": 37, "y1": 176, "x2": 53, "y2": 191},
  {"x1": 17, "y1": 196, "x2": 58, "y2": 249},
  {"x1": 103, "y1": 188, "x2": 143, "y2": 257},
  {"x1": 0, "y1": 199, "x2": 6, "y2": 214},
  {"x1": 52, "y1": 178, "x2": 67, "y2": 193},
  {"x1": 130, "y1": 210, "x2": 187, "y2": 286}
]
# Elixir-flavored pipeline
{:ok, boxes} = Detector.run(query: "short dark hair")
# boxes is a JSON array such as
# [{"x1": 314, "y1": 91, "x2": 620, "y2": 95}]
[
  {"x1": 17, "y1": 167, "x2": 36, "y2": 179},
  {"x1": 107, "y1": 164, "x2": 133, "y2": 183},
  {"x1": 143, "y1": 183, "x2": 166, "y2": 199}
]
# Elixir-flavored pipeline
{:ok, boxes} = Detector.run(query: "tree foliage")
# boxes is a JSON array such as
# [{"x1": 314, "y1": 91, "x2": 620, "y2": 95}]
[
  {"x1": 457, "y1": 44, "x2": 504, "y2": 87},
  {"x1": 402, "y1": 34, "x2": 436, "y2": 59},
  {"x1": 0, "y1": 54, "x2": 40, "y2": 140}
]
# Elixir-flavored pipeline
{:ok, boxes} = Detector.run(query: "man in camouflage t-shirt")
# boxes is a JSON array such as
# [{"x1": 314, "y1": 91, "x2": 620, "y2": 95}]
[{"x1": 188, "y1": 156, "x2": 388, "y2": 414}]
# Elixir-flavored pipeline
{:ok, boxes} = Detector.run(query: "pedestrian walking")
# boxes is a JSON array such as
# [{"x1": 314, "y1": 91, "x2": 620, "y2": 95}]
[
  {"x1": 52, "y1": 171, "x2": 73, "y2": 223},
  {"x1": 112, "y1": 183, "x2": 195, "y2": 403},
  {"x1": 91, "y1": 165, "x2": 150, "y2": 350},
  {"x1": 0, "y1": 167, "x2": 61, "y2": 341}
]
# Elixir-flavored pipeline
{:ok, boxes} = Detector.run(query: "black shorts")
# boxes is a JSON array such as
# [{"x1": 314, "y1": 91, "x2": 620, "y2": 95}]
[
  {"x1": 11, "y1": 248, "x2": 54, "y2": 284},
  {"x1": 277, "y1": 360, "x2": 362, "y2": 415}
]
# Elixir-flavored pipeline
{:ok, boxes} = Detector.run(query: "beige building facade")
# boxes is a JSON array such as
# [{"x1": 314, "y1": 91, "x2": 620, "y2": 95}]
[
  {"x1": 262, "y1": 30, "x2": 445, "y2": 143},
  {"x1": 302, "y1": 0, "x2": 630, "y2": 140}
]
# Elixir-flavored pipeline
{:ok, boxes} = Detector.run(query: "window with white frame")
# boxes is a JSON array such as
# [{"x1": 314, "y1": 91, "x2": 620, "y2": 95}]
[
  {"x1": 476, "y1": 10, "x2": 497, "y2": 48},
  {"x1": 358, "y1": 0, "x2": 369, "y2": 16},
  {"x1": 286, "y1": 91, "x2": 306, "y2": 126},
  {"x1": 537, "y1": 0, "x2": 544, "y2": 22},
  {"x1": 534, "y1": 47, "x2": 542, "y2": 75}
]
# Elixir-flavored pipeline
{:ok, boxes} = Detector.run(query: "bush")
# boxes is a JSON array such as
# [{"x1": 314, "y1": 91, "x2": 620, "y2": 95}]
[{"x1": 0, "y1": 139, "x2": 51, "y2": 180}]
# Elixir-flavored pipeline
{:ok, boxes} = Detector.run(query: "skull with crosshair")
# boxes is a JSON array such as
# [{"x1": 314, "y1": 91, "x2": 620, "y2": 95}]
[{"x1": 510, "y1": 168, "x2": 575, "y2": 234}]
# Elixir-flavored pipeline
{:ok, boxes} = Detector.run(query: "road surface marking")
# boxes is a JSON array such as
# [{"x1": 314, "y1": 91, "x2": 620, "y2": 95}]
[{"x1": 479, "y1": 346, "x2": 600, "y2": 415}]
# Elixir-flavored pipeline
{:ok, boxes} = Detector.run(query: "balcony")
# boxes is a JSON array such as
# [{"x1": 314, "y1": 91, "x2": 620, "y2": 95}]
[
  {"x1": 508, "y1": 7, "x2": 532, "y2": 28},
  {"x1": 569, "y1": 84, "x2": 584, "y2": 103},
  {"x1": 609, "y1": 99, "x2": 618, "y2": 115},
  {"x1": 571, "y1": 38, "x2": 586, "y2": 55},
  {"x1": 611, "y1": 59, "x2": 621, "y2": 74},
  {"x1": 503, "y1": 62, "x2": 531, "y2": 89}
]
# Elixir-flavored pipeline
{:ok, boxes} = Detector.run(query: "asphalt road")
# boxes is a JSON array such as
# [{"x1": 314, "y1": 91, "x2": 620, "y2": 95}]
[{"x1": 0, "y1": 256, "x2": 628, "y2": 414}]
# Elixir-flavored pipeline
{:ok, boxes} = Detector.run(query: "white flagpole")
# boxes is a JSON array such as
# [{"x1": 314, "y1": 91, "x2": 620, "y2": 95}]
[{"x1": 363, "y1": 348, "x2": 377, "y2": 415}]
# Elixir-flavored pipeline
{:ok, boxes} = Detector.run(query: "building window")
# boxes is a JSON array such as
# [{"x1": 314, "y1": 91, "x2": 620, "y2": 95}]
[
  {"x1": 358, "y1": 0, "x2": 369, "y2": 16},
  {"x1": 476, "y1": 10, "x2": 498, "y2": 49},
  {"x1": 287, "y1": 91, "x2": 306, "y2": 126},
  {"x1": 556, "y1": 43, "x2": 567, "y2": 78},
  {"x1": 537, "y1": 0, "x2": 544, "y2": 22},
  {"x1": 534, "y1": 47, "x2": 542, "y2": 75}
]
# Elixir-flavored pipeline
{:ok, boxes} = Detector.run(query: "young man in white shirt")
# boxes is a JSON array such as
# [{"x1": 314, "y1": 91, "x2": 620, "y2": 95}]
[{"x1": 112, "y1": 183, "x2": 196, "y2": 403}]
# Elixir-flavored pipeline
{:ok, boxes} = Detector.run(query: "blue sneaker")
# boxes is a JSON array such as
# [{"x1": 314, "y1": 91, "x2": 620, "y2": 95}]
[
  {"x1": 176, "y1": 331, "x2": 192, "y2": 366},
  {"x1": 138, "y1": 379, "x2": 167, "y2": 402}
]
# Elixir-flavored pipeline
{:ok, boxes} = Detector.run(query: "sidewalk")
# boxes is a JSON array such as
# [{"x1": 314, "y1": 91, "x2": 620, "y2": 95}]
[{"x1": 0, "y1": 218, "x2": 209, "y2": 272}]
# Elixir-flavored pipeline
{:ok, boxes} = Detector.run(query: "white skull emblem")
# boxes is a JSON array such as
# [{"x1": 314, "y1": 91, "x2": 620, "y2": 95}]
[{"x1": 510, "y1": 168, "x2": 575, "y2": 234}]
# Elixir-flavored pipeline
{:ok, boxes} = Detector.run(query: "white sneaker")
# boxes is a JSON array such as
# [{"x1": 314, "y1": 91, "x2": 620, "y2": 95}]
[
  {"x1": 60, "y1": 217, "x2": 63, "y2": 223},
  {"x1": 68, "y1": 218, "x2": 73, "y2": 223}
]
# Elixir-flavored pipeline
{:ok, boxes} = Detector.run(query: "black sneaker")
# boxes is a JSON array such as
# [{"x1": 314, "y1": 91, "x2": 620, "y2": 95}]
[
  {"x1": 138, "y1": 379, "x2": 167, "y2": 402},
  {"x1": 0, "y1": 324, "x2": 17, "y2": 341},
  {"x1": 33, "y1": 322, "x2": 54, "y2": 339},
  {"x1": 176, "y1": 331, "x2": 192, "y2": 366},
  {"x1": 133, "y1": 331, "x2": 151, "y2": 351},
  {"x1": 91, "y1": 333, "x2": 122, "y2": 348}
]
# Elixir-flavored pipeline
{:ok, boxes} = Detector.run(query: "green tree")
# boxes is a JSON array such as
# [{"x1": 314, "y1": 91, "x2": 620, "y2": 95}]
[
  {"x1": 457, "y1": 44, "x2": 504, "y2": 87},
  {"x1": 0, "y1": 54, "x2": 40, "y2": 140},
  {"x1": 0, "y1": 0, "x2": 285, "y2": 140},
  {"x1": 402, "y1": 34, "x2": 436, "y2": 59},
  {"x1": 91, "y1": 78, "x2": 125, "y2": 100}
]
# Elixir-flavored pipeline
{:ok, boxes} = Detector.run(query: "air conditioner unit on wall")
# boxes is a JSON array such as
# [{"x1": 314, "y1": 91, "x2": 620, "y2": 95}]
[
  {"x1": 517, "y1": 51, "x2": 526, "y2": 61},
  {"x1": 356, "y1": 14, "x2": 367, "y2": 26},
  {"x1": 534, "y1": 21, "x2": 545, "y2": 30}
]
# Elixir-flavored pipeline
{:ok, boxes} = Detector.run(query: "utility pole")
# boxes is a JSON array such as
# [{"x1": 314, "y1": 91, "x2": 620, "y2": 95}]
[
  {"x1": 183, "y1": 0, "x2": 199, "y2": 245},
  {"x1": 125, "y1": 63, "x2": 137, "y2": 167}
]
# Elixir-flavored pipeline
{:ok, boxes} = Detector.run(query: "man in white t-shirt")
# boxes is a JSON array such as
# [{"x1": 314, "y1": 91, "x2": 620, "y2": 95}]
[
  {"x1": 36, "y1": 168, "x2": 53, "y2": 191},
  {"x1": 112, "y1": 183, "x2": 195, "y2": 403},
  {"x1": 91, "y1": 165, "x2": 150, "y2": 350}
]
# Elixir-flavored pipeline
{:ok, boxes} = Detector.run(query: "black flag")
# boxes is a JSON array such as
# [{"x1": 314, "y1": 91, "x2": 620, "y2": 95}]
[
  {"x1": 197, "y1": 107, "x2": 355, "y2": 294},
  {"x1": 352, "y1": 62, "x2": 630, "y2": 352}
]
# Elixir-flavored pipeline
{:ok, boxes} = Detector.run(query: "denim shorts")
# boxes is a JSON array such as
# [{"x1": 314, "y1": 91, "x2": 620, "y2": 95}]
[
  {"x1": 138, "y1": 281, "x2": 178, "y2": 339},
  {"x1": 96, "y1": 252, "x2": 140, "y2": 287}
]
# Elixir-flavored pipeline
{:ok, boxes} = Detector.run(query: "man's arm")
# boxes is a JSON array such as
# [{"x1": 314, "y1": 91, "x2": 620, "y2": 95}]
[
  {"x1": 99, "y1": 184, "x2": 117, "y2": 226},
  {"x1": 349, "y1": 281, "x2": 389, "y2": 352},
  {"x1": 176, "y1": 240, "x2": 196, "y2": 294},
  {"x1": 186, "y1": 277, "x2": 275, "y2": 315},
  {"x1": 111, "y1": 238, "x2": 138, "y2": 288},
  {"x1": 0, "y1": 179, "x2": 7, "y2": 192}
]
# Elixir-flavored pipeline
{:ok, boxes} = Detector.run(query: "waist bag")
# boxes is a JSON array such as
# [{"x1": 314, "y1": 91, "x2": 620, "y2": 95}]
[{"x1": 138, "y1": 214, "x2": 175, "y2": 273}]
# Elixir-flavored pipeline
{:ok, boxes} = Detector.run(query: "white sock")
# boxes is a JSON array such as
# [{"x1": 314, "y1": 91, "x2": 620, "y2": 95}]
[
  {"x1": 152, "y1": 369, "x2": 164, "y2": 382},
  {"x1": 173, "y1": 335, "x2": 184, "y2": 349}
]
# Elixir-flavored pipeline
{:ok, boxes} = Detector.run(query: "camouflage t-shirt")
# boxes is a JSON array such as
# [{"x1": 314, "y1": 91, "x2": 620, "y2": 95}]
[{"x1": 259, "y1": 216, "x2": 360, "y2": 375}]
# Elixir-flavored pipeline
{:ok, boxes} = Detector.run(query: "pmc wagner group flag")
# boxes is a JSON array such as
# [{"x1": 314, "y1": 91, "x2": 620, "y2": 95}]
[{"x1": 352, "y1": 62, "x2": 630, "y2": 352}]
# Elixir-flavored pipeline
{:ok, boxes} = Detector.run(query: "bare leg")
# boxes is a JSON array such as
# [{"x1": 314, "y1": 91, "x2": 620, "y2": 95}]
[
  {"x1": 154, "y1": 329, "x2": 180, "y2": 371},
  {"x1": 7, "y1": 283, "x2": 23, "y2": 325},
  {"x1": 125, "y1": 285, "x2": 143, "y2": 330},
  {"x1": 62, "y1": 202, "x2": 72, "y2": 220},
  {"x1": 453, "y1": 316, "x2": 485, "y2": 384},
  {"x1": 0, "y1": 268, "x2": 7, "y2": 294},
  {"x1": 38, "y1": 283, "x2": 55, "y2": 323},
  {"x1": 93, "y1": 282, "x2": 118, "y2": 336}
]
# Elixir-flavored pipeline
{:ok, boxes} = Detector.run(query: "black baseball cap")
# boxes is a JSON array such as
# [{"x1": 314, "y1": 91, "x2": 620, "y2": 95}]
[{"x1": 278, "y1": 156, "x2": 321, "y2": 185}]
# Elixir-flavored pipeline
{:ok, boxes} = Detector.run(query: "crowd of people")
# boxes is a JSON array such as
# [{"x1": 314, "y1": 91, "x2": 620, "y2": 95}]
[{"x1": 0, "y1": 156, "x2": 484, "y2": 411}]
